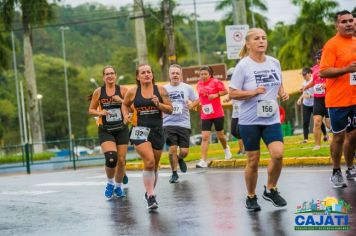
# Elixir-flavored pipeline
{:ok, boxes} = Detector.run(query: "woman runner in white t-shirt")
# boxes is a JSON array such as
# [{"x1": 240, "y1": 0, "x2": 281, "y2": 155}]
[{"x1": 229, "y1": 28, "x2": 289, "y2": 211}]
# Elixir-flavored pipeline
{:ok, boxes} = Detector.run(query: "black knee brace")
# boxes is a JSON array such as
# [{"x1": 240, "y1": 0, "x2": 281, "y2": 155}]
[{"x1": 104, "y1": 151, "x2": 118, "y2": 168}]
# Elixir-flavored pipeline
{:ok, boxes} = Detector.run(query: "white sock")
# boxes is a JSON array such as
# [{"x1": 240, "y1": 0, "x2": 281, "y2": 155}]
[
  {"x1": 108, "y1": 178, "x2": 114, "y2": 185},
  {"x1": 115, "y1": 182, "x2": 122, "y2": 188}
]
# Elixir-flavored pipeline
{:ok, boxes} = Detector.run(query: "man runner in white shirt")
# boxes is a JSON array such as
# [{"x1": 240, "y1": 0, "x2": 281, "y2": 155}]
[{"x1": 163, "y1": 64, "x2": 200, "y2": 183}]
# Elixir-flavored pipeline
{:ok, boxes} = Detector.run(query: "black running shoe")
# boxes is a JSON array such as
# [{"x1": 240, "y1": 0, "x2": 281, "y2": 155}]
[
  {"x1": 262, "y1": 186, "x2": 287, "y2": 207},
  {"x1": 145, "y1": 193, "x2": 158, "y2": 209},
  {"x1": 169, "y1": 174, "x2": 179, "y2": 183},
  {"x1": 178, "y1": 158, "x2": 187, "y2": 173},
  {"x1": 123, "y1": 174, "x2": 128, "y2": 185},
  {"x1": 245, "y1": 195, "x2": 261, "y2": 211}
]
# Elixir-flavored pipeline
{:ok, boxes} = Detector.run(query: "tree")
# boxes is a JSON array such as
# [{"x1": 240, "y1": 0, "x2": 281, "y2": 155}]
[
  {"x1": 0, "y1": 0, "x2": 57, "y2": 152},
  {"x1": 215, "y1": 0, "x2": 268, "y2": 30},
  {"x1": 0, "y1": 20, "x2": 11, "y2": 70},
  {"x1": 277, "y1": 0, "x2": 337, "y2": 69},
  {"x1": 145, "y1": 0, "x2": 188, "y2": 81}
]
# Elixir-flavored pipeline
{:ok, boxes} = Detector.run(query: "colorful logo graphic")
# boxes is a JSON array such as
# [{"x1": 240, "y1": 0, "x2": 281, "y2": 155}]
[{"x1": 294, "y1": 197, "x2": 351, "y2": 231}]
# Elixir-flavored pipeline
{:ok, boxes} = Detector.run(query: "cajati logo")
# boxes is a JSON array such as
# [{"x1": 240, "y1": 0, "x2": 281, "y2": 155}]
[{"x1": 294, "y1": 197, "x2": 351, "y2": 231}]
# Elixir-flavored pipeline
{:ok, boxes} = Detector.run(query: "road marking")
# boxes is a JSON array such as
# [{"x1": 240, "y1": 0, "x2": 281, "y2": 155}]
[
  {"x1": 0, "y1": 190, "x2": 58, "y2": 196},
  {"x1": 35, "y1": 182, "x2": 106, "y2": 186},
  {"x1": 87, "y1": 171, "x2": 202, "y2": 179}
]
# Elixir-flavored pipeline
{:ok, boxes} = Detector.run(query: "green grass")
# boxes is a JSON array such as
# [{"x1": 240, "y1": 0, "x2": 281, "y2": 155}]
[
  {"x1": 128, "y1": 134, "x2": 331, "y2": 165},
  {"x1": 0, "y1": 152, "x2": 54, "y2": 164}
]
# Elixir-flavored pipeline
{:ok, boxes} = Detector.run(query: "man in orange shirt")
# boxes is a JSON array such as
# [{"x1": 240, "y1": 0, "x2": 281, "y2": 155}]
[{"x1": 320, "y1": 10, "x2": 356, "y2": 188}]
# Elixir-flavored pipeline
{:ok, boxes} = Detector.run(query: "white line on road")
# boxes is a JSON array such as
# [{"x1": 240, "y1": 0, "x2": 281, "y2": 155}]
[{"x1": 0, "y1": 190, "x2": 59, "y2": 195}]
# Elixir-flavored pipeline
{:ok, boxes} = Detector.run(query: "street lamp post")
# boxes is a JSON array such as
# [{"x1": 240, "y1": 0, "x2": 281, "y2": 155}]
[
  {"x1": 89, "y1": 77, "x2": 99, "y2": 88},
  {"x1": 36, "y1": 94, "x2": 45, "y2": 142},
  {"x1": 60, "y1": 26, "x2": 75, "y2": 169}
]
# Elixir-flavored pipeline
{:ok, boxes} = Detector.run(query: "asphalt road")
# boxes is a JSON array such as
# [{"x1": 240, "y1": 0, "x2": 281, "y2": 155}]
[{"x1": 0, "y1": 166, "x2": 355, "y2": 236}]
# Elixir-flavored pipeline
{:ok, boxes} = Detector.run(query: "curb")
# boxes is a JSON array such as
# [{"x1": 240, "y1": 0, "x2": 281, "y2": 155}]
[{"x1": 125, "y1": 157, "x2": 342, "y2": 170}]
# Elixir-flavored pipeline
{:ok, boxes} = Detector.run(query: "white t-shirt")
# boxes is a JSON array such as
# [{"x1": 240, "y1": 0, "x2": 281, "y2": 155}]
[
  {"x1": 302, "y1": 80, "x2": 314, "y2": 107},
  {"x1": 229, "y1": 55, "x2": 282, "y2": 125},
  {"x1": 231, "y1": 99, "x2": 240, "y2": 119},
  {"x1": 163, "y1": 82, "x2": 198, "y2": 129}
]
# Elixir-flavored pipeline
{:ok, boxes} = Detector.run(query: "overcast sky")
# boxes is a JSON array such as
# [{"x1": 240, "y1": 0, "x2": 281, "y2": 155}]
[{"x1": 61, "y1": 0, "x2": 355, "y2": 27}]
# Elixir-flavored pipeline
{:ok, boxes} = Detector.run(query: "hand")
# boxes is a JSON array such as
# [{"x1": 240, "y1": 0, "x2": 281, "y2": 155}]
[
  {"x1": 279, "y1": 91, "x2": 289, "y2": 101},
  {"x1": 255, "y1": 86, "x2": 266, "y2": 95},
  {"x1": 300, "y1": 87, "x2": 304, "y2": 93},
  {"x1": 112, "y1": 95, "x2": 122, "y2": 103},
  {"x1": 151, "y1": 95, "x2": 160, "y2": 107},
  {"x1": 346, "y1": 62, "x2": 356, "y2": 73},
  {"x1": 123, "y1": 113, "x2": 132, "y2": 125},
  {"x1": 208, "y1": 93, "x2": 219, "y2": 100},
  {"x1": 99, "y1": 110, "x2": 109, "y2": 116},
  {"x1": 297, "y1": 99, "x2": 302, "y2": 106}
]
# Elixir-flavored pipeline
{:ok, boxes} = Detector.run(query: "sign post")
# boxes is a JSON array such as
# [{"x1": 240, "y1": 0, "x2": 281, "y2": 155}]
[{"x1": 225, "y1": 25, "x2": 249, "y2": 60}]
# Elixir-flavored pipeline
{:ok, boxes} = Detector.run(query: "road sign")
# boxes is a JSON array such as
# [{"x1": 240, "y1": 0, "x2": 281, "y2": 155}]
[
  {"x1": 182, "y1": 64, "x2": 227, "y2": 84},
  {"x1": 225, "y1": 25, "x2": 249, "y2": 59}
]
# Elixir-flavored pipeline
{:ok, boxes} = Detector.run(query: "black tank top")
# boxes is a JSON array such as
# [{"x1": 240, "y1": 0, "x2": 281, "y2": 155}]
[
  {"x1": 133, "y1": 85, "x2": 163, "y2": 128},
  {"x1": 99, "y1": 85, "x2": 124, "y2": 128}
]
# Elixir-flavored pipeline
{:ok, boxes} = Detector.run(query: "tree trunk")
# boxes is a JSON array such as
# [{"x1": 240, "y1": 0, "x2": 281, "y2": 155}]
[
  {"x1": 133, "y1": 0, "x2": 148, "y2": 65},
  {"x1": 163, "y1": 0, "x2": 176, "y2": 81},
  {"x1": 23, "y1": 31, "x2": 43, "y2": 153}
]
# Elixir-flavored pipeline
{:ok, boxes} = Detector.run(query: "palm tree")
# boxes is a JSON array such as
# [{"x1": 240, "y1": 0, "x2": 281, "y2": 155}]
[
  {"x1": 145, "y1": 0, "x2": 188, "y2": 80},
  {"x1": 0, "y1": 0, "x2": 56, "y2": 151},
  {"x1": 215, "y1": 0, "x2": 268, "y2": 30},
  {"x1": 277, "y1": 0, "x2": 337, "y2": 69}
]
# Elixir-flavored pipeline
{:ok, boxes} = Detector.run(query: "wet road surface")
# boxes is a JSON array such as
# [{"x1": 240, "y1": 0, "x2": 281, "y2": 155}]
[{"x1": 1, "y1": 167, "x2": 356, "y2": 236}]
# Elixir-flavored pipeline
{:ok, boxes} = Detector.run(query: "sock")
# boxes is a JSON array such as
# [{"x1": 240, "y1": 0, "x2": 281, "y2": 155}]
[
  {"x1": 115, "y1": 182, "x2": 122, "y2": 188},
  {"x1": 333, "y1": 168, "x2": 341, "y2": 175},
  {"x1": 108, "y1": 178, "x2": 114, "y2": 185}
]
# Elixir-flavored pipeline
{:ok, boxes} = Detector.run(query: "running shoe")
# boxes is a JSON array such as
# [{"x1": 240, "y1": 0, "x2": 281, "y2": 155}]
[
  {"x1": 178, "y1": 158, "x2": 187, "y2": 173},
  {"x1": 237, "y1": 150, "x2": 245, "y2": 156},
  {"x1": 301, "y1": 140, "x2": 307, "y2": 144},
  {"x1": 123, "y1": 174, "x2": 129, "y2": 185},
  {"x1": 169, "y1": 174, "x2": 179, "y2": 183},
  {"x1": 104, "y1": 183, "x2": 115, "y2": 199},
  {"x1": 345, "y1": 166, "x2": 356, "y2": 180},
  {"x1": 196, "y1": 159, "x2": 208, "y2": 168},
  {"x1": 262, "y1": 186, "x2": 287, "y2": 207},
  {"x1": 145, "y1": 193, "x2": 158, "y2": 210},
  {"x1": 224, "y1": 145, "x2": 232, "y2": 160},
  {"x1": 245, "y1": 195, "x2": 261, "y2": 211},
  {"x1": 312, "y1": 145, "x2": 320, "y2": 151},
  {"x1": 114, "y1": 186, "x2": 126, "y2": 198},
  {"x1": 323, "y1": 135, "x2": 329, "y2": 142},
  {"x1": 330, "y1": 170, "x2": 347, "y2": 188}
]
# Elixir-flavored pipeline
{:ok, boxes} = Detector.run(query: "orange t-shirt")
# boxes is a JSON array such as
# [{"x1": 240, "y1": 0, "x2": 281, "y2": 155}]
[{"x1": 320, "y1": 34, "x2": 356, "y2": 108}]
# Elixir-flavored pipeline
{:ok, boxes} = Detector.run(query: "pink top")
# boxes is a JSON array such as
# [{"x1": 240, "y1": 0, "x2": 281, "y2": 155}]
[
  {"x1": 311, "y1": 64, "x2": 326, "y2": 98},
  {"x1": 197, "y1": 77, "x2": 225, "y2": 119}
]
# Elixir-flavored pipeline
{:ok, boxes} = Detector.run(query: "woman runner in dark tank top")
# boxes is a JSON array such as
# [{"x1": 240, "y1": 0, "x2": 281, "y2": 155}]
[{"x1": 122, "y1": 64, "x2": 172, "y2": 210}]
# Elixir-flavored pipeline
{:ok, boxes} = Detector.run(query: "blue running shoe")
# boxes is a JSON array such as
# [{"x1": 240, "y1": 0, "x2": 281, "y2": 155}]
[
  {"x1": 123, "y1": 174, "x2": 129, "y2": 185},
  {"x1": 104, "y1": 183, "x2": 115, "y2": 199},
  {"x1": 114, "y1": 186, "x2": 126, "y2": 198}
]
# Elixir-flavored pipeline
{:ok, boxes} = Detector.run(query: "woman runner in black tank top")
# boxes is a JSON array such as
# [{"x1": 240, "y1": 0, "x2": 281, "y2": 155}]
[
  {"x1": 98, "y1": 84, "x2": 126, "y2": 131},
  {"x1": 122, "y1": 64, "x2": 172, "y2": 210},
  {"x1": 89, "y1": 65, "x2": 129, "y2": 200}
]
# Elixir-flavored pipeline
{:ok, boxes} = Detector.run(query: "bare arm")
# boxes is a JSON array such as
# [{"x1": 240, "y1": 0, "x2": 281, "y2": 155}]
[
  {"x1": 88, "y1": 88, "x2": 108, "y2": 117},
  {"x1": 303, "y1": 80, "x2": 314, "y2": 90},
  {"x1": 229, "y1": 86, "x2": 266, "y2": 100},
  {"x1": 278, "y1": 84, "x2": 289, "y2": 101},
  {"x1": 154, "y1": 86, "x2": 173, "y2": 114},
  {"x1": 122, "y1": 88, "x2": 136, "y2": 124},
  {"x1": 319, "y1": 62, "x2": 356, "y2": 78}
]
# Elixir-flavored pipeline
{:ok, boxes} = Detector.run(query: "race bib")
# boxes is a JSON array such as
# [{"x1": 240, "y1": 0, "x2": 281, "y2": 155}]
[
  {"x1": 257, "y1": 100, "x2": 278, "y2": 117},
  {"x1": 106, "y1": 108, "x2": 122, "y2": 122},
  {"x1": 313, "y1": 84, "x2": 325, "y2": 94},
  {"x1": 233, "y1": 103, "x2": 239, "y2": 113},
  {"x1": 202, "y1": 104, "x2": 214, "y2": 115},
  {"x1": 350, "y1": 72, "x2": 356, "y2": 86},
  {"x1": 130, "y1": 126, "x2": 150, "y2": 140},
  {"x1": 172, "y1": 102, "x2": 183, "y2": 115}
]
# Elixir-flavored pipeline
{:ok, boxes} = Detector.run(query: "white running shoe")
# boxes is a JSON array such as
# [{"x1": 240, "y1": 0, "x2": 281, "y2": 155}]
[
  {"x1": 312, "y1": 145, "x2": 320, "y2": 151},
  {"x1": 196, "y1": 159, "x2": 208, "y2": 168},
  {"x1": 224, "y1": 145, "x2": 232, "y2": 160}
]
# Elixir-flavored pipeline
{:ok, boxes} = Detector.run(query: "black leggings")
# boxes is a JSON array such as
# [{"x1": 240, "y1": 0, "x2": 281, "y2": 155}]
[{"x1": 303, "y1": 104, "x2": 326, "y2": 140}]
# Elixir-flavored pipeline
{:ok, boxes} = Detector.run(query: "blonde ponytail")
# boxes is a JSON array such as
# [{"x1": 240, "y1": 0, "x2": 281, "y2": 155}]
[{"x1": 239, "y1": 44, "x2": 249, "y2": 58}]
